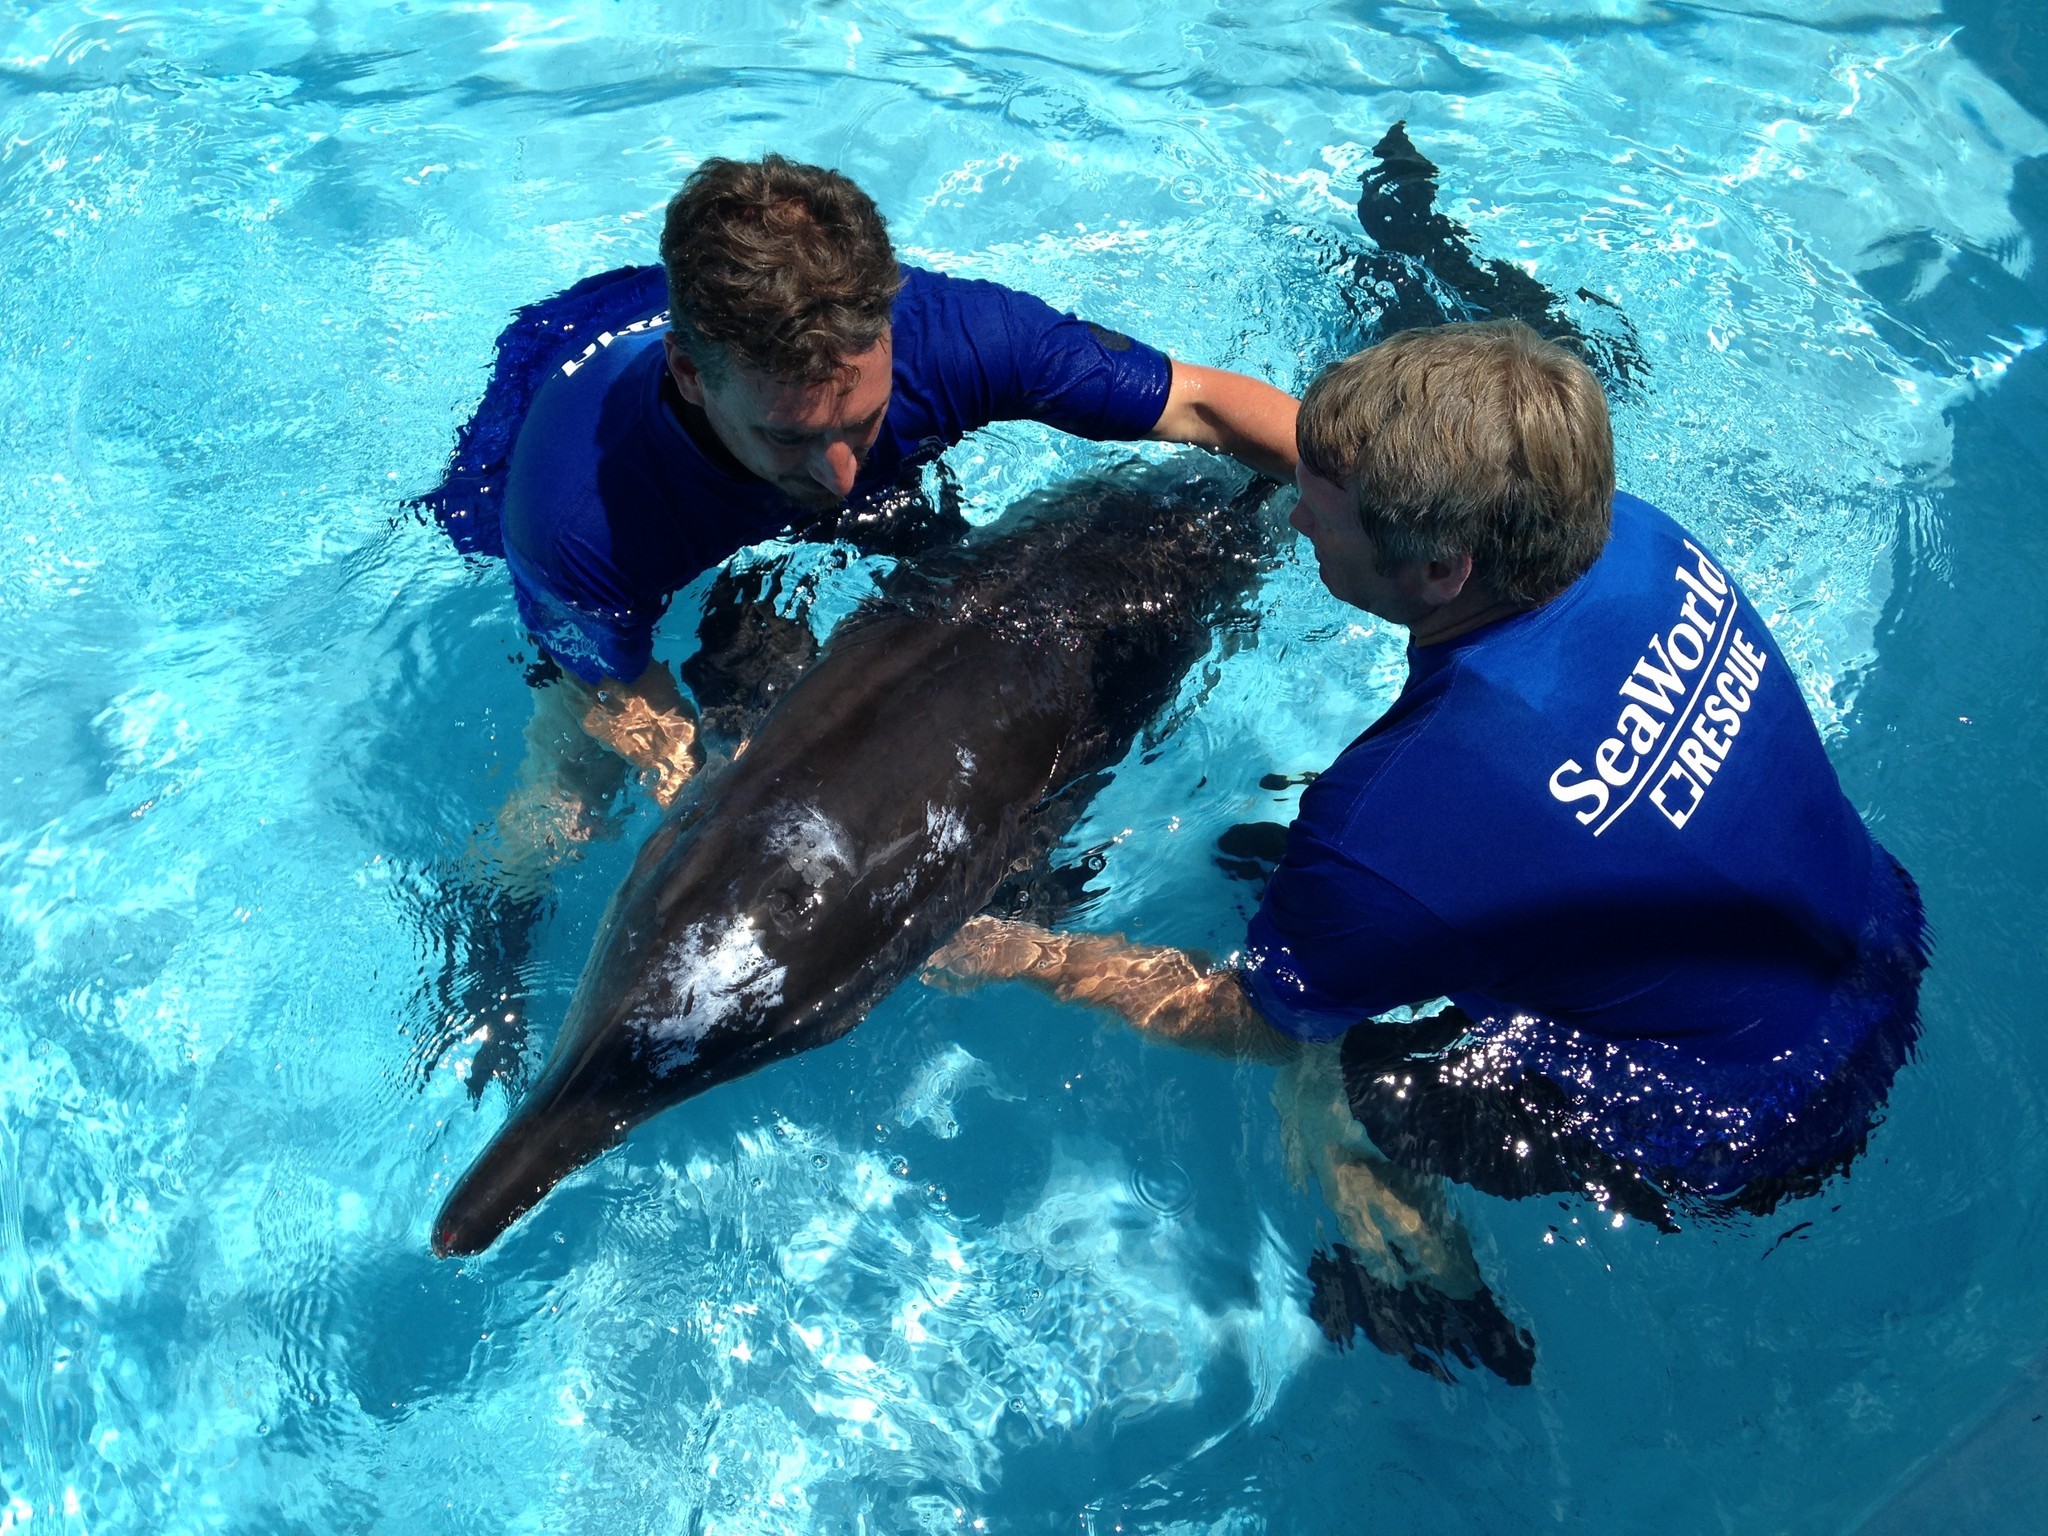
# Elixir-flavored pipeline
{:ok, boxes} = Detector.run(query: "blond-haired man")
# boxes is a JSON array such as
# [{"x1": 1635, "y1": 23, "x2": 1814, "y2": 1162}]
[{"x1": 933, "y1": 321, "x2": 1926, "y2": 1384}]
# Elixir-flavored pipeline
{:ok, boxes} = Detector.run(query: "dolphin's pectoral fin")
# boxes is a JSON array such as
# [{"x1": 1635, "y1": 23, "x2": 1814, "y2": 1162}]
[
  {"x1": 1307, "y1": 1242, "x2": 1537, "y2": 1387},
  {"x1": 975, "y1": 767, "x2": 1117, "y2": 926},
  {"x1": 401, "y1": 870, "x2": 548, "y2": 1101},
  {"x1": 984, "y1": 838, "x2": 1114, "y2": 928}
]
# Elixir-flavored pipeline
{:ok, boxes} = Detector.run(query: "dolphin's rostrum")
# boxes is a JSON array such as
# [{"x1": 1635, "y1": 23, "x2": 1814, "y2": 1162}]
[{"x1": 432, "y1": 467, "x2": 1277, "y2": 1257}]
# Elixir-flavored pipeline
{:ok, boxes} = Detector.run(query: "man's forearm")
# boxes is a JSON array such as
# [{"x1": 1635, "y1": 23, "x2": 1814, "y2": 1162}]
[
  {"x1": 1050, "y1": 932, "x2": 1297, "y2": 1060},
  {"x1": 1149, "y1": 361, "x2": 1301, "y2": 481},
  {"x1": 927, "y1": 917, "x2": 1300, "y2": 1063}
]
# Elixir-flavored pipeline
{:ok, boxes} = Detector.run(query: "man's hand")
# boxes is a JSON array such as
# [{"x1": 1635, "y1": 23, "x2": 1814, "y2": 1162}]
[
  {"x1": 1148, "y1": 362, "x2": 1301, "y2": 481},
  {"x1": 925, "y1": 915, "x2": 1298, "y2": 1062},
  {"x1": 924, "y1": 915, "x2": 1069, "y2": 989},
  {"x1": 573, "y1": 661, "x2": 703, "y2": 807}
]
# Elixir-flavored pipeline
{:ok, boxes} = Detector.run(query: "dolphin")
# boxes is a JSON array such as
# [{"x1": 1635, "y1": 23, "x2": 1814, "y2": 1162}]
[
  {"x1": 432, "y1": 466, "x2": 1276, "y2": 1256},
  {"x1": 1340, "y1": 121, "x2": 1648, "y2": 392},
  {"x1": 424, "y1": 121, "x2": 1640, "y2": 1282}
]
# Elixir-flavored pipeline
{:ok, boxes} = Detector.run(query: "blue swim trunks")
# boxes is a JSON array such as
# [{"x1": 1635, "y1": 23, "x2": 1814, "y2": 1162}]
[{"x1": 1337, "y1": 852, "x2": 1925, "y2": 1218}]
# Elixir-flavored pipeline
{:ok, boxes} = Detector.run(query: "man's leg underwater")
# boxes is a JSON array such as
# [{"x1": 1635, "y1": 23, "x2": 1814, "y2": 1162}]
[
  {"x1": 1276, "y1": 1041, "x2": 1486, "y2": 1298},
  {"x1": 1277, "y1": 1015, "x2": 1539, "y2": 1386},
  {"x1": 407, "y1": 671, "x2": 636, "y2": 1100},
  {"x1": 488, "y1": 668, "x2": 637, "y2": 899}
]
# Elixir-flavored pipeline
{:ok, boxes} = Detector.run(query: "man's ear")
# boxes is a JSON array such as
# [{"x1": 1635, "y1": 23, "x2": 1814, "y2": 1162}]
[
  {"x1": 1418, "y1": 550, "x2": 1475, "y2": 605},
  {"x1": 665, "y1": 334, "x2": 709, "y2": 407}
]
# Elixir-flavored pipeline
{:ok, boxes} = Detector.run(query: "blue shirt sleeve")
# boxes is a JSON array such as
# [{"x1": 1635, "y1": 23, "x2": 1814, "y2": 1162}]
[
  {"x1": 933, "y1": 275, "x2": 1174, "y2": 441},
  {"x1": 506, "y1": 545, "x2": 662, "y2": 686},
  {"x1": 1007, "y1": 292, "x2": 1174, "y2": 439},
  {"x1": 999, "y1": 284, "x2": 1179, "y2": 438},
  {"x1": 1242, "y1": 824, "x2": 1478, "y2": 1041}
]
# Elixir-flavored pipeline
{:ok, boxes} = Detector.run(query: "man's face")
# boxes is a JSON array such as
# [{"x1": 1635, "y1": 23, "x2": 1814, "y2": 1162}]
[
  {"x1": 667, "y1": 331, "x2": 894, "y2": 511},
  {"x1": 1290, "y1": 463, "x2": 1422, "y2": 622}
]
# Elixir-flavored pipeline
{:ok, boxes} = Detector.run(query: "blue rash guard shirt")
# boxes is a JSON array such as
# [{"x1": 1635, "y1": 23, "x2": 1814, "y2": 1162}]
[
  {"x1": 500, "y1": 265, "x2": 1175, "y2": 685},
  {"x1": 1244, "y1": 493, "x2": 1908, "y2": 1067}
]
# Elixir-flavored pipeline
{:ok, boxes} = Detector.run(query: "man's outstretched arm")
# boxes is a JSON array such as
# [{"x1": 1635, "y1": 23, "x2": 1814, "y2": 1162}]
[
  {"x1": 1148, "y1": 362, "x2": 1301, "y2": 482},
  {"x1": 924, "y1": 915, "x2": 1300, "y2": 1063}
]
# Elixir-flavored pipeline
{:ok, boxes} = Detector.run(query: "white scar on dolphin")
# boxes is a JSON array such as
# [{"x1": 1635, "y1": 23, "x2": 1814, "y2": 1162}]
[
  {"x1": 767, "y1": 806, "x2": 856, "y2": 890},
  {"x1": 642, "y1": 917, "x2": 786, "y2": 1072}
]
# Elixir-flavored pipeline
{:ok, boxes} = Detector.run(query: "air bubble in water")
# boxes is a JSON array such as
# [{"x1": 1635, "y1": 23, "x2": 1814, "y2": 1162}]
[{"x1": 1130, "y1": 1156, "x2": 1193, "y2": 1217}]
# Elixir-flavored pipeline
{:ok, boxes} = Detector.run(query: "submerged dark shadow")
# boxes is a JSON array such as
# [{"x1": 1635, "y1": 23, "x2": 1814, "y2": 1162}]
[
  {"x1": 1213, "y1": 819, "x2": 1289, "y2": 888},
  {"x1": 1306, "y1": 1242, "x2": 1536, "y2": 1387},
  {"x1": 1336, "y1": 122, "x2": 1650, "y2": 392},
  {"x1": 398, "y1": 870, "x2": 550, "y2": 1101}
]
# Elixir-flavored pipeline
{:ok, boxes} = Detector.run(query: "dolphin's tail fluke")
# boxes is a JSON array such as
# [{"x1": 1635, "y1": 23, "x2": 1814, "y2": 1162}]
[
  {"x1": 1358, "y1": 120, "x2": 1466, "y2": 266},
  {"x1": 431, "y1": 1097, "x2": 625, "y2": 1257}
]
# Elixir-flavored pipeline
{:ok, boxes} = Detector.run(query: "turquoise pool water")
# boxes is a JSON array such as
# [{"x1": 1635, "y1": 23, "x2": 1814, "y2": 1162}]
[{"x1": 3, "y1": 1, "x2": 2046, "y2": 1530}]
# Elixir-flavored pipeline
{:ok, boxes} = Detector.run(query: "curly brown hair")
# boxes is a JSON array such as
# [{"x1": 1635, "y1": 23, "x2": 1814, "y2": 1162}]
[
  {"x1": 1298, "y1": 321, "x2": 1615, "y2": 604},
  {"x1": 660, "y1": 155, "x2": 902, "y2": 384}
]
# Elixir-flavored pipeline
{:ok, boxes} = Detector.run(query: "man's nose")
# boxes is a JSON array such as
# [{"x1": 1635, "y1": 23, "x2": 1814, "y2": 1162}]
[
  {"x1": 1287, "y1": 501, "x2": 1311, "y2": 536},
  {"x1": 811, "y1": 440, "x2": 860, "y2": 498}
]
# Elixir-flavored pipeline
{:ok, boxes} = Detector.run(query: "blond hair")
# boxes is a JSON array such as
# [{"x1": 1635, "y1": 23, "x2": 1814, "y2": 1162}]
[{"x1": 1297, "y1": 321, "x2": 1615, "y2": 603}]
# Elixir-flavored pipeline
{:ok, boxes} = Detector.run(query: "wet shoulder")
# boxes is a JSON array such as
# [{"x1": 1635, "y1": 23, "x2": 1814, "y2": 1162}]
[
  {"x1": 508, "y1": 324, "x2": 668, "y2": 507},
  {"x1": 1435, "y1": 492, "x2": 1728, "y2": 707},
  {"x1": 880, "y1": 264, "x2": 1016, "y2": 461},
  {"x1": 888, "y1": 263, "x2": 1087, "y2": 375},
  {"x1": 886, "y1": 265, "x2": 1009, "y2": 383},
  {"x1": 502, "y1": 324, "x2": 685, "y2": 593}
]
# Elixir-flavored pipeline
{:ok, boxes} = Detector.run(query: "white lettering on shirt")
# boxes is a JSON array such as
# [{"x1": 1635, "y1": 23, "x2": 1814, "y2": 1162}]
[
  {"x1": 560, "y1": 310, "x2": 671, "y2": 378},
  {"x1": 1547, "y1": 540, "x2": 1767, "y2": 834}
]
